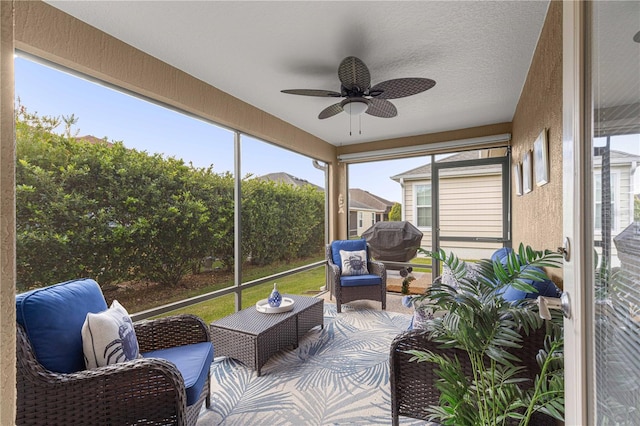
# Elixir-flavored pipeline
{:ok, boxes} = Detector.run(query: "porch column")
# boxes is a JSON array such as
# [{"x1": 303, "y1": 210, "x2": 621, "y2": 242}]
[{"x1": 328, "y1": 161, "x2": 348, "y2": 241}]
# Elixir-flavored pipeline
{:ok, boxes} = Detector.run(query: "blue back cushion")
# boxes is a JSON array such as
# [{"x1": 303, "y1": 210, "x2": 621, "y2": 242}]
[
  {"x1": 491, "y1": 248, "x2": 562, "y2": 302},
  {"x1": 501, "y1": 267, "x2": 562, "y2": 301},
  {"x1": 16, "y1": 278, "x2": 108, "y2": 373},
  {"x1": 331, "y1": 239, "x2": 367, "y2": 272},
  {"x1": 491, "y1": 247, "x2": 514, "y2": 264}
]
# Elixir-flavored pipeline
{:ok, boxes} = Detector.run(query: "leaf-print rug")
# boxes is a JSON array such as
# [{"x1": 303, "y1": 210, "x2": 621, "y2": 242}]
[{"x1": 197, "y1": 303, "x2": 431, "y2": 425}]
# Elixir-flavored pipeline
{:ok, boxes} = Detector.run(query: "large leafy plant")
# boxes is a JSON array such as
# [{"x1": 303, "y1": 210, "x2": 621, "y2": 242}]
[{"x1": 408, "y1": 244, "x2": 564, "y2": 426}]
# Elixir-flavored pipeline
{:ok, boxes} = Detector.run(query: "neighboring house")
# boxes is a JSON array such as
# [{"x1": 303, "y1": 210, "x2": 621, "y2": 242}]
[
  {"x1": 257, "y1": 172, "x2": 323, "y2": 190},
  {"x1": 76, "y1": 135, "x2": 115, "y2": 147},
  {"x1": 348, "y1": 189, "x2": 395, "y2": 237},
  {"x1": 593, "y1": 150, "x2": 640, "y2": 267},
  {"x1": 392, "y1": 149, "x2": 640, "y2": 262},
  {"x1": 258, "y1": 173, "x2": 394, "y2": 237},
  {"x1": 391, "y1": 150, "x2": 504, "y2": 260}
]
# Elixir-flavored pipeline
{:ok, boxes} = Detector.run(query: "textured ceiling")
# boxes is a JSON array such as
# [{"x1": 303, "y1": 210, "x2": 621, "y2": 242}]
[{"x1": 47, "y1": 1, "x2": 551, "y2": 146}]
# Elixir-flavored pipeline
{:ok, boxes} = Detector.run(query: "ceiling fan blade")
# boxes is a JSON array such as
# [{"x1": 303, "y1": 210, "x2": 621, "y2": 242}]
[
  {"x1": 365, "y1": 99, "x2": 397, "y2": 118},
  {"x1": 318, "y1": 102, "x2": 344, "y2": 119},
  {"x1": 338, "y1": 56, "x2": 371, "y2": 92},
  {"x1": 281, "y1": 89, "x2": 342, "y2": 97},
  {"x1": 369, "y1": 78, "x2": 436, "y2": 99}
]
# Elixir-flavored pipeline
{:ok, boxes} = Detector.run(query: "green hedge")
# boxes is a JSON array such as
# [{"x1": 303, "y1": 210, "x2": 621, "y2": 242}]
[{"x1": 16, "y1": 108, "x2": 324, "y2": 291}]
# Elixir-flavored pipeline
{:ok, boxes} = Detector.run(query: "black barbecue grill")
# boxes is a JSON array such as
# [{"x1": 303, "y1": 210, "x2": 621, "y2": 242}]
[{"x1": 362, "y1": 221, "x2": 423, "y2": 264}]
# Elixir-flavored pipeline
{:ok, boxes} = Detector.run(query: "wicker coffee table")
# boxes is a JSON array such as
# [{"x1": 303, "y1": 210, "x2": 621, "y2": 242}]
[{"x1": 210, "y1": 294, "x2": 323, "y2": 376}]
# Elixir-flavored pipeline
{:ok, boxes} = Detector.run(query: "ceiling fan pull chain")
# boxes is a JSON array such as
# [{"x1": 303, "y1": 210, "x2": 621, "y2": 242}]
[
  {"x1": 349, "y1": 112, "x2": 353, "y2": 136},
  {"x1": 359, "y1": 114, "x2": 362, "y2": 135}
]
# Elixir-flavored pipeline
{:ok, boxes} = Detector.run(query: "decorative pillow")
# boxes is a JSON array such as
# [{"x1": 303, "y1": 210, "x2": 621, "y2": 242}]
[
  {"x1": 339, "y1": 249, "x2": 369, "y2": 276},
  {"x1": 405, "y1": 297, "x2": 435, "y2": 330},
  {"x1": 440, "y1": 261, "x2": 480, "y2": 288},
  {"x1": 412, "y1": 304, "x2": 434, "y2": 330},
  {"x1": 82, "y1": 300, "x2": 140, "y2": 369}
]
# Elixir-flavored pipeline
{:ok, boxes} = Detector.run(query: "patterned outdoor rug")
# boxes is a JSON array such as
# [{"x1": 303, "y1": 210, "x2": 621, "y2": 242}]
[{"x1": 197, "y1": 303, "x2": 431, "y2": 425}]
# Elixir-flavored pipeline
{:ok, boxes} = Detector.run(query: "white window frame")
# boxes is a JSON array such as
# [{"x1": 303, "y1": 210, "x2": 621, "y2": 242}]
[{"x1": 414, "y1": 183, "x2": 432, "y2": 229}]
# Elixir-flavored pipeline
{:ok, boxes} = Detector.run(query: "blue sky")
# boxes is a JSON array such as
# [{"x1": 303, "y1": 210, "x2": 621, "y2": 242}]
[{"x1": 15, "y1": 57, "x2": 430, "y2": 203}]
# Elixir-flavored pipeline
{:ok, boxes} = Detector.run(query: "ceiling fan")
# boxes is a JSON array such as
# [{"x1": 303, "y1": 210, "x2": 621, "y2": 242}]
[{"x1": 281, "y1": 56, "x2": 436, "y2": 119}]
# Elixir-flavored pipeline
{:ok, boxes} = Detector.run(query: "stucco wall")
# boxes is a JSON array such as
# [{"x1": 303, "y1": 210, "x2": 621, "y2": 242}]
[
  {"x1": 0, "y1": 1, "x2": 16, "y2": 422},
  {"x1": 511, "y1": 0, "x2": 563, "y2": 285}
]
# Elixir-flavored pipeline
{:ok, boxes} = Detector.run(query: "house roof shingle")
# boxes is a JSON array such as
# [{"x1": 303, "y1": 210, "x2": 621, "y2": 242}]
[
  {"x1": 391, "y1": 148, "x2": 640, "y2": 182},
  {"x1": 348, "y1": 188, "x2": 395, "y2": 213},
  {"x1": 258, "y1": 172, "x2": 395, "y2": 213},
  {"x1": 257, "y1": 172, "x2": 322, "y2": 190},
  {"x1": 390, "y1": 150, "x2": 495, "y2": 181}
]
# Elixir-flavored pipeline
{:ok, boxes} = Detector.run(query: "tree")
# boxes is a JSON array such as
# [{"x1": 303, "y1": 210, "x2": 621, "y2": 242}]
[
  {"x1": 16, "y1": 106, "x2": 325, "y2": 290},
  {"x1": 389, "y1": 202, "x2": 402, "y2": 221},
  {"x1": 241, "y1": 178, "x2": 324, "y2": 266}
]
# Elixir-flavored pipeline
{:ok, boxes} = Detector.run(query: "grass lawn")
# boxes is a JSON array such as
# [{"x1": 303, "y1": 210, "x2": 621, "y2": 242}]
[
  {"x1": 159, "y1": 267, "x2": 325, "y2": 323},
  {"x1": 410, "y1": 256, "x2": 433, "y2": 273},
  {"x1": 151, "y1": 253, "x2": 436, "y2": 323}
]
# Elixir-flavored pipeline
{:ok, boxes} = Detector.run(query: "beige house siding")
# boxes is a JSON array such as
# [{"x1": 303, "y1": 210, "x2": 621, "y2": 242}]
[
  {"x1": 407, "y1": 173, "x2": 504, "y2": 261},
  {"x1": 439, "y1": 175, "x2": 503, "y2": 239},
  {"x1": 402, "y1": 184, "x2": 414, "y2": 223},
  {"x1": 616, "y1": 167, "x2": 634, "y2": 229},
  {"x1": 355, "y1": 209, "x2": 377, "y2": 237}
]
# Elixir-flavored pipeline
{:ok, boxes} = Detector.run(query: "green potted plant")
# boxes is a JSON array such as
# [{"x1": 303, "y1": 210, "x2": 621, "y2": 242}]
[
  {"x1": 400, "y1": 266, "x2": 417, "y2": 308},
  {"x1": 407, "y1": 244, "x2": 565, "y2": 426},
  {"x1": 400, "y1": 266, "x2": 416, "y2": 295}
]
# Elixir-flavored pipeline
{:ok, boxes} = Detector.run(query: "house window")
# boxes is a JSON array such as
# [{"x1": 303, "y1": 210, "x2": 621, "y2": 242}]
[
  {"x1": 358, "y1": 212, "x2": 363, "y2": 228},
  {"x1": 594, "y1": 172, "x2": 618, "y2": 232},
  {"x1": 371, "y1": 213, "x2": 375, "y2": 224},
  {"x1": 416, "y1": 184, "x2": 432, "y2": 228}
]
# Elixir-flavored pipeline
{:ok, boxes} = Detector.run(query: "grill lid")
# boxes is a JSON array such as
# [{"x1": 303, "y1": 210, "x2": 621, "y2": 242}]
[{"x1": 362, "y1": 221, "x2": 423, "y2": 262}]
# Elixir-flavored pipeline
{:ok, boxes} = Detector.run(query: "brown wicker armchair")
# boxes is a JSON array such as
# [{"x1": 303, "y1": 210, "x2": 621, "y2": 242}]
[
  {"x1": 17, "y1": 314, "x2": 211, "y2": 426},
  {"x1": 16, "y1": 279, "x2": 212, "y2": 426},
  {"x1": 389, "y1": 327, "x2": 555, "y2": 426},
  {"x1": 326, "y1": 240, "x2": 386, "y2": 313}
]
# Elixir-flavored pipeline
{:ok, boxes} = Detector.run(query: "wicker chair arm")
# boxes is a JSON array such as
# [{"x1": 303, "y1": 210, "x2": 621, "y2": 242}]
[
  {"x1": 390, "y1": 329, "x2": 472, "y2": 424},
  {"x1": 135, "y1": 314, "x2": 211, "y2": 352},
  {"x1": 327, "y1": 262, "x2": 340, "y2": 278},
  {"x1": 368, "y1": 259, "x2": 386, "y2": 280}
]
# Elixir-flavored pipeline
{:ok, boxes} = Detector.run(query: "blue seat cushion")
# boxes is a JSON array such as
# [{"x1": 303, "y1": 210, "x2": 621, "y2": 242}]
[
  {"x1": 142, "y1": 341, "x2": 214, "y2": 406},
  {"x1": 340, "y1": 274, "x2": 382, "y2": 287},
  {"x1": 16, "y1": 278, "x2": 108, "y2": 373},
  {"x1": 331, "y1": 239, "x2": 367, "y2": 272}
]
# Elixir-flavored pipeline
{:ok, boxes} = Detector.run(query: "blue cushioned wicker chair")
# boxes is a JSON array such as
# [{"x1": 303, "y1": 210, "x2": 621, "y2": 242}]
[
  {"x1": 15, "y1": 278, "x2": 213, "y2": 426},
  {"x1": 326, "y1": 239, "x2": 387, "y2": 313}
]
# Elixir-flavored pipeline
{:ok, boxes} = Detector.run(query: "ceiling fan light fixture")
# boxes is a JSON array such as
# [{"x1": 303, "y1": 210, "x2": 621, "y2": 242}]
[{"x1": 344, "y1": 99, "x2": 369, "y2": 115}]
